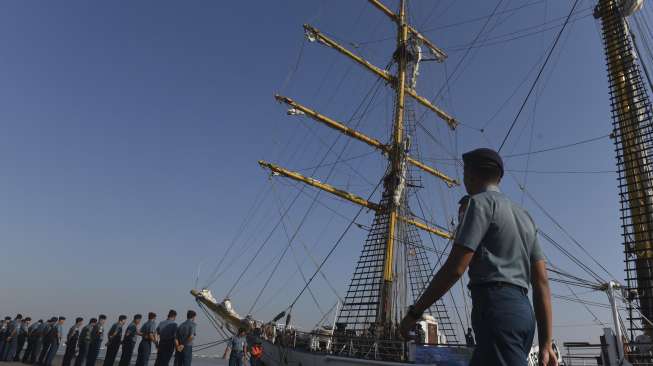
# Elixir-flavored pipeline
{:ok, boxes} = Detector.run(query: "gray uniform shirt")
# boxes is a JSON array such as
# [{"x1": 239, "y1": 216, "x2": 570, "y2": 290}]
[
  {"x1": 123, "y1": 323, "x2": 138, "y2": 343},
  {"x1": 156, "y1": 320, "x2": 178, "y2": 342},
  {"x1": 175, "y1": 320, "x2": 196, "y2": 346},
  {"x1": 53, "y1": 323, "x2": 64, "y2": 343},
  {"x1": 455, "y1": 185, "x2": 545, "y2": 289},
  {"x1": 140, "y1": 320, "x2": 156, "y2": 341}
]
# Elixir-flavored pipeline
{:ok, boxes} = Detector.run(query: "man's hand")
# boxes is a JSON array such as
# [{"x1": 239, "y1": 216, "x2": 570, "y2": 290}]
[
  {"x1": 538, "y1": 342, "x2": 557, "y2": 366},
  {"x1": 399, "y1": 313, "x2": 418, "y2": 340}
]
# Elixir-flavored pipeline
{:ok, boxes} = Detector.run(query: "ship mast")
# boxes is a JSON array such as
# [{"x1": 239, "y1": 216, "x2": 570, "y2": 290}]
[
  {"x1": 595, "y1": 0, "x2": 653, "y2": 338},
  {"x1": 379, "y1": 0, "x2": 408, "y2": 332},
  {"x1": 262, "y1": 0, "x2": 459, "y2": 340}
]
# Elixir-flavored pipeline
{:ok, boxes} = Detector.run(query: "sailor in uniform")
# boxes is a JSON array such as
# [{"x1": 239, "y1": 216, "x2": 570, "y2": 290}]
[
  {"x1": 85, "y1": 315, "x2": 106, "y2": 366},
  {"x1": 3, "y1": 314, "x2": 22, "y2": 361},
  {"x1": 173, "y1": 311, "x2": 196, "y2": 366},
  {"x1": 73, "y1": 318, "x2": 96, "y2": 366},
  {"x1": 15, "y1": 317, "x2": 30, "y2": 361},
  {"x1": 37, "y1": 318, "x2": 56, "y2": 365},
  {"x1": 103, "y1": 315, "x2": 126, "y2": 366},
  {"x1": 0, "y1": 317, "x2": 11, "y2": 360},
  {"x1": 134, "y1": 313, "x2": 156, "y2": 366},
  {"x1": 44, "y1": 317, "x2": 64, "y2": 366},
  {"x1": 62, "y1": 318, "x2": 83, "y2": 366},
  {"x1": 23, "y1": 319, "x2": 43, "y2": 364},
  {"x1": 118, "y1": 315, "x2": 142, "y2": 366},
  {"x1": 153, "y1": 310, "x2": 177, "y2": 366},
  {"x1": 399, "y1": 148, "x2": 556, "y2": 366}
]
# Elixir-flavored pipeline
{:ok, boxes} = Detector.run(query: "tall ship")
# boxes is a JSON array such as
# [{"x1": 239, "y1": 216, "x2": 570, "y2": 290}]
[{"x1": 191, "y1": 0, "x2": 653, "y2": 364}]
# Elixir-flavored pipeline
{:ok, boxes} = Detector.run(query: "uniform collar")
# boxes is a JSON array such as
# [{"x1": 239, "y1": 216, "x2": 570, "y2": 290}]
[{"x1": 484, "y1": 184, "x2": 500, "y2": 193}]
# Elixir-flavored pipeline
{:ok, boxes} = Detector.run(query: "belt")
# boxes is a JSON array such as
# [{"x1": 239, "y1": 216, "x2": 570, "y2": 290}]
[{"x1": 470, "y1": 281, "x2": 527, "y2": 294}]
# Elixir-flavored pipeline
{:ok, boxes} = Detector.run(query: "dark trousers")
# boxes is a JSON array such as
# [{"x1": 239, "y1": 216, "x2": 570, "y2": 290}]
[
  {"x1": 133, "y1": 340, "x2": 151, "y2": 366},
  {"x1": 0, "y1": 337, "x2": 7, "y2": 362},
  {"x1": 103, "y1": 342, "x2": 121, "y2": 366},
  {"x1": 44, "y1": 341, "x2": 58, "y2": 366},
  {"x1": 228, "y1": 352, "x2": 243, "y2": 366},
  {"x1": 38, "y1": 340, "x2": 51, "y2": 365},
  {"x1": 5, "y1": 337, "x2": 19, "y2": 361},
  {"x1": 469, "y1": 285, "x2": 535, "y2": 366},
  {"x1": 73, "y1": 341, "x2": 88, "y2": 366},
  {"x1": 62, "y1": 341, "x2": 77, "y2": 366},
  {"x1": 15, "y1": 334, "x2": 27, "y2": 361},
  {"x1": 85, "y1": 341, "x2": 101, "y2": 366},
  {"x1": 117, "y1": 341, "x2": 135, "y2": 366},
  {"x1": 30, "y1": 339, "x2": 42, "y2": 364},
  {"x1": 22, "y1": 337, "x2": 35, "y2": 363},
  {"x1": 153, "y1": 340, "x2": 174, "y2": 366},
  {"x1": 173, "y1": 345, "x2": 191, "y2": 366}
]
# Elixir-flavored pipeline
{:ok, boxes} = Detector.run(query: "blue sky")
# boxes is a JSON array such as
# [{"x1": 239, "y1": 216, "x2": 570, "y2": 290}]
[{"x1": 0, "y1": 0, "x2": 636, "y2": 351}]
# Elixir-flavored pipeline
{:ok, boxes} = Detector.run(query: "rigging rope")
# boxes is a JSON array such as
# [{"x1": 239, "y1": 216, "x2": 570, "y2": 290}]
[
  {"x1": 503, "y1": 133, "x2": 611, "y2": 158},
  {"x1": 246, "y1": 74, "x2": 386, "y2": 313},
  {"x1": 286, "y1": 178, "x2": 383, "y2": 313},
  {"x1": 498, "y1": 0, "x2": 582, "y2": 152}
]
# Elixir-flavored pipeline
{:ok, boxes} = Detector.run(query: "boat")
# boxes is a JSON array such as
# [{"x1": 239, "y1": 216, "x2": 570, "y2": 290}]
[{"x1": 191, "y1": 0, "x2": 653, "y2": 364}]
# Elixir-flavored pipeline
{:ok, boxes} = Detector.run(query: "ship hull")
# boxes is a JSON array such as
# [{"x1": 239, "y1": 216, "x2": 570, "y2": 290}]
[{"x1": 259, "y1": 339, "x2": 470, "y2": 366}]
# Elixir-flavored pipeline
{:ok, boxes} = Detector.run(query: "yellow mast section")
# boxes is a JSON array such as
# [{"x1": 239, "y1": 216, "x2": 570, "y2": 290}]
[
  {"x1": 258, "y1": 160, "x2": 452, "y2": 240},
  {"x1": 303, "y1": 24, "x2": 457, "y2": 130},
  {"x1": 366, "y1": 0, "x2": 447, "y2": 62},
  {"x1": 274, "y1": 95, "x2": 458, "y2": 187}
]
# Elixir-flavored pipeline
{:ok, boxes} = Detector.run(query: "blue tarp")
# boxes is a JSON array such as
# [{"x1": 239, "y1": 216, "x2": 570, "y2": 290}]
[{"x1": 414, "y1": 345, "x2": 473, "y2": 366}]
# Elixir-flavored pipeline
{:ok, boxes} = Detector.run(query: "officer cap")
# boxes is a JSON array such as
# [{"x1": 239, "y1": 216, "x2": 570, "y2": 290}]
[{"x1": 462, "y1": 148, "x2": 504, "y2": 178}]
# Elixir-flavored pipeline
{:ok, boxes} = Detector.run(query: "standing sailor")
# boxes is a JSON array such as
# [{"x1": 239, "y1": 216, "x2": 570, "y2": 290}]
[
  {"x1": 103, "y1": 315, "x2": 126, "y2": 366},
  {"x1": 222, "y1": 328, "x2": 247, "y2": 366},
  {"x1": 173, "y1": 311, "x2": 196, "y2": 366},
  {"x1": 153, "y1": 310, "x2": 177, "y2": 366},
  {"x1": 85, "y1": 315, "x2": 106, "y2": 366},
  {"x1": 134, "y1": 313, "x2": 156, "y2": 366},
  {"x1": 4, "y1": 314, "x2": 23, "y2": 361},
  {"x1": 399, "y1": 148, "x2": 556, "y2": 366},
  {"x1": 62, "y1": 318, "x2": 83, "y2": 366},
  {"x1": 118, "y1": 315, "x2": 141, "y2": 366},
  {"x1": 15, "y1": 317, "x2": 31, "y2": 361},
  {"x1": 73, "y1": 319, "x2": 95, "y2": 366},
  {"x1": 0, "y1": 317, "x2": 11, "y2": 360},
  {"x1": 24, "y1": 319, "x2": 44, "y2": 364},
  {"x1": 45, "y1": 317, "x2": 65, "y2": 366},
  {"x1": 38, "y1": 318, "x2": 56, "y2": 365}
]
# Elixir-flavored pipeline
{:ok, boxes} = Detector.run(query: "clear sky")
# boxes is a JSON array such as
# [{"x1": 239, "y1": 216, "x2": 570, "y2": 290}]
[{"x1": 0, "y1": 0, "x2": 639, "y2": 353}]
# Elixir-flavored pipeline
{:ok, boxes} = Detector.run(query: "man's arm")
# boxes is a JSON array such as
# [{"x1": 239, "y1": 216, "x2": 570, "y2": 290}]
[
  {"x1": 531, "y1": 260, "x2": 552, "y2": 345},
  {"x1": 415, "y1": 245, "x2": 474, "y2": 313},
  {"x1": 400, "y1": 245, "x2": 474, "y2": 338},
  {"x1": 531, "y1": 260, "x2": 557, "y2": 365}
]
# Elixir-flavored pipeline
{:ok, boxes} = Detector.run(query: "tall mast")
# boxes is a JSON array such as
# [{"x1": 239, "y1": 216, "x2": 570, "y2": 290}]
[
  {"x1": 265, "y1": 0, "x2": 460, "y2": 343},
  {"x1": 379, "y1": 0, "x2": 409, "y2": 333},
  {"x1": 596, "y1": 0, "x2": 653, "y2": 338}
]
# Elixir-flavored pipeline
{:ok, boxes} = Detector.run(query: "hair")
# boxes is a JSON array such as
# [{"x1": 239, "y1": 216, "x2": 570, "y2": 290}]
[
  {"x1": 148, "y1": 312, "x2": 156, "y2": 320},
  {"x1": 58, "y1": 317, "x2": 66, "y2": 321},
  {"x1": 238, "y1": 327, "x2": 247, "y2": 334},
  {"x1": 16, "y1": 314, "x2": 22, "y2": 320},
  {"x1": 118, "y1": 315, "x2": 127, "y2": 321},
  {"x1": 90, "y1": 318, "x2": 98, "y2": 324},
  {"x1": 37, "y1": 319, "x2": 43, "y2": 323},
  {"x1": 133, "y1": 314, "x2": 142, "y2": 320},
  {"x1": 98, "y1": 315, "x2": 107, "y2": 320},
  {"x1": 49, "y1": 317, "x2": 57, "y2": 322},
  {"x1": 4, "y1": 317, "x2": 11, "y2": 321},
  {"x1": 186, "y1": 310, "x2": 196, "y2": 319},
  {"x1": 24, "y1": 317, "x2": 31, "y2": 322},
  {"x1": 75, "y1": 317, "x2": 84, "y2": 323},
  {"x1": 167, "y1": 310, "x2": 177, "y2": 318}
]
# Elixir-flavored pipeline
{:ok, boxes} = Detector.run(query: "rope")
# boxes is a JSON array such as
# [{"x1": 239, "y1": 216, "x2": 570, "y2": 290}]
[{"x1": 498, "y1": 0, "x2": 582, "y2": 152}]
